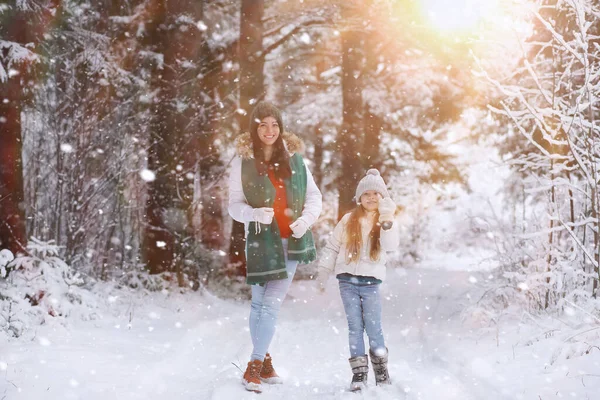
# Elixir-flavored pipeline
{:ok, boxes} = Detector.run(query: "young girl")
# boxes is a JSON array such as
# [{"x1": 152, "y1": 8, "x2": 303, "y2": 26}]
[
  {"x1": 317, "y1": 169, "x2": 399, "y2": 391},
  {"x1": 228, "y1": 101, "x2": 322, "y2": 393}
]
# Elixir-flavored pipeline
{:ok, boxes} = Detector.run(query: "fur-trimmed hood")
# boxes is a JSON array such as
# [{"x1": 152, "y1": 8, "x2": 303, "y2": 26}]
[{"x1": 234, "y1": 131, "x2": 305, "y2": 160}]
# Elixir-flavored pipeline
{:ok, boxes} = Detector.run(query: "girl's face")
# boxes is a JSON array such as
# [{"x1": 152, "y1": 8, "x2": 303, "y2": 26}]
[
  {"x1": 257, "y1": 116, "x2": 280, "y2": 147},
  {"x1": 360, "y1": 190, "x2": 381, "y2": 212}
]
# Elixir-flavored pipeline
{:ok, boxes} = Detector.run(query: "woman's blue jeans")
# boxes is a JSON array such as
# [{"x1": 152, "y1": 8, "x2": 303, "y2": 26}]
[
  {"x1": 249, "y1": 239, "x2": 298, "y2": 361},
  {"x1": 338, "y1": 280, "x2": 386, "y2": 358}
]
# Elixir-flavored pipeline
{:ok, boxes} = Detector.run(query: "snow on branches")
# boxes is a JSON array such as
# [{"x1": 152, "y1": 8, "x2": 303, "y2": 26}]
[
  {"x1": 0, "y1": 238, "x2": 93, "y2": 338},
  {"x1": 479, "y1": 0, "x2": 600, "y2": 313},
  {"x1": 0, "y1": 40, "x2": 39, "y2": 82}
]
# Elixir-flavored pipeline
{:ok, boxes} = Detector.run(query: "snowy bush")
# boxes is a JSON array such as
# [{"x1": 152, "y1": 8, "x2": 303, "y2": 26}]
[
  {"x1": 118, "y1": 240, "x2": 224, "y2": 294},
  {"x1": 0, "y1": 238, "x2": 97, "y2": 338},
  {"x1": 205, "y1": 270, "x2": 251, "y2": 301},
  {"x1": 118, "y1": 270, "x2": 173, "y2": 292},
  {"x1": 204, "y1": 249, "x2": 252, "y2": 300},
  {"x1": 0, "y1": 248, "x2": 14, "y2": 278},
  {"x1": 118, "y1": 268, "x2": 202, "y2": 293}
]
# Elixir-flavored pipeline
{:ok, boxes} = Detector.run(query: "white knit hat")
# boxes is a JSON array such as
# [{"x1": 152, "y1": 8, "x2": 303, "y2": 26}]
[{"x1": 355, "y1": 169, "x2": 389, "y2": 203}]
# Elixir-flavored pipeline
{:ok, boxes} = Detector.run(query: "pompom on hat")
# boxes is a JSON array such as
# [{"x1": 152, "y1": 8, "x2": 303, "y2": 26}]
[{"x1": 355, "y1": 169, "x2": 390, "y2": 203}]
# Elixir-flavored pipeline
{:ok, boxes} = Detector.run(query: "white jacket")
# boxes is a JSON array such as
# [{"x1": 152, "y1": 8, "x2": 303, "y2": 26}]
[
  {"x1": 317, "y1": 213, "x2": 400, "y2": 282},
  {"x1": 227, "y1": 132, "x2": 322, "y2": 236}
]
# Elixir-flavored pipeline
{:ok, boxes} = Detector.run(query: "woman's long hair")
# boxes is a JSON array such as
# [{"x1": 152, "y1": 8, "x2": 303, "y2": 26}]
[
  {"x1": 344, "y1": 205, "x2": 381, "y2": 264},
  {"x1": 249, "y1": 101, "x2": 291, "y2": 180}
]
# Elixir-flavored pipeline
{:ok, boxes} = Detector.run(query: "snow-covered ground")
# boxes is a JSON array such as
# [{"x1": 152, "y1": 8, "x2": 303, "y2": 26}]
[{"x1": 2, "y1": 261, "x2": 599, "y2": 400}]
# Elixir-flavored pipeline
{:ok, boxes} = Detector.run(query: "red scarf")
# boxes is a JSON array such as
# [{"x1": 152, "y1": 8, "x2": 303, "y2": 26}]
[{"x1": 267, "y1": 168, "x2": 292, "y2": 238}]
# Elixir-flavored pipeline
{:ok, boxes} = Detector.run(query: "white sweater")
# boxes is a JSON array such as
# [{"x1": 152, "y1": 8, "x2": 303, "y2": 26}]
[
  {"x1": 317, "y1": 213, "x2": 400, "y2": 282},
  {"x1": 227, "y1": 156, "x2": 322, "y2": 236}
]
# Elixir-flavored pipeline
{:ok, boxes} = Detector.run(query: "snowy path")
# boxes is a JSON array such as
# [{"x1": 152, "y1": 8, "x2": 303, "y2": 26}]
[
  {"x1": 203, "y1": 267, "x2": 489, "y2": 400},
  {"x1": 2, "y1": 267, "x2": 600, "y2": 400}
]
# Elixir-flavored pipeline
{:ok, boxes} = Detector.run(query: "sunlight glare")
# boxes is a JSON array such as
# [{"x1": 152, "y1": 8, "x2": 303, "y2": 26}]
[{"x1": 421, "y1": 0, "x2": 500, "y2": 33}]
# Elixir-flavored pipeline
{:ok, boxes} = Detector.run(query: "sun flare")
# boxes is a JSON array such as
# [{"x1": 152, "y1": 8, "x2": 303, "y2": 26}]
[{"x1": 420, "y1": 0, "x2": 501, "y2": 33}]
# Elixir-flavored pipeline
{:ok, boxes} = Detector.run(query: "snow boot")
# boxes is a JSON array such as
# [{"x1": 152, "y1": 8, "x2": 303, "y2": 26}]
[
  {"x1": 349, "y1": 355, "x2": 369, "y2": 391},
  {"x1": 242, "y1": 359, "x2": 263, "y2": 393},
  {"x1": 370, "y1": 348, "x2": 391, "y2": 385},
  {"x1": 260, "y1": 353, "x2": 283, "y2": 384}
]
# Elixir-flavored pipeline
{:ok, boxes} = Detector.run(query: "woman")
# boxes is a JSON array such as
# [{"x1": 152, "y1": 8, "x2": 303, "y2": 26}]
[{"x1": 228, "y1": 101, "x2": 322, "y2": 393}]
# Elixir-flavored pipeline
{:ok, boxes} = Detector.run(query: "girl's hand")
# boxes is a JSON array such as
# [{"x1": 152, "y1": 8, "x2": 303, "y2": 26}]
[
  {"x1": 316, "y1": 271, "x2": 328, "y2": 293},
  {"x1": 378, "y1": 197, "x2": 396, "y2": 225}
]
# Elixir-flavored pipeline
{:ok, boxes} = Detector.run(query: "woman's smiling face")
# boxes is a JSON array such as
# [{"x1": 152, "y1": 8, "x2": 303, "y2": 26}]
[{"x1": 257, "y1": 116, "x2": 280, "y2": 147}]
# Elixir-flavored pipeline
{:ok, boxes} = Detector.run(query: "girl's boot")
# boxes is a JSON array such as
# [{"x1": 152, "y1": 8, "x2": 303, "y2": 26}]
[
  {"x1": 349, "y1": 355, "x2": 369, "y2": 391},
  {"x1": 369, "y1": 348, "x2": 391, "y2": 385}
]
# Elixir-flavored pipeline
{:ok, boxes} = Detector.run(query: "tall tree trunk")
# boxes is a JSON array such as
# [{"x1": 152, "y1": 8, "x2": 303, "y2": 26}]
[
  {"x1": 143, "y1": 0, "x2": 211, "y2": 278},
  {"x1": 143, "y1": 0, "x2": 175, "y2": 275},
  {"x1": 363, "y1": 107, "x2": 382, "y2": 170},
  {"x1": 585, "y1": 52, "x2": 599, "y2": 298},
  {"x1": 196, "y1": 25, "x2": 225, "y2": 251},
  {"x1": 545, "y1": 158, "x2": 555, "y2": 309},
  {"x1": 337, "y1": 1, "x2": 365, "y2": 220},
  {"x1": 313, "y1": 126, "x2": 324, "y2": 190},
  {"x1": 238, "y1": 0, "x2": 265, "y2": 122},
  {"x1": 0, "y1": 2, "x2": 57, "y2": 254},
  {"x1": 592, "y1": 185, "x2": 599, "y2": 297},
  {"x1": 229, "y1": 0, "x2": 265, "y2": 276},
  {"x1": 0, "y1": 66, "x2": 26, "y2": 255}
]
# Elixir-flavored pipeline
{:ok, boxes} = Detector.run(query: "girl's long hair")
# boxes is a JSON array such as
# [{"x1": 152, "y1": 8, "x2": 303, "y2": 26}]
[
  {"x1": 249, "y1": 101, "x2": 291, "y2": 180},
  {"x1": 344, "y1": 205, "x2": 381, "y2": 264}
]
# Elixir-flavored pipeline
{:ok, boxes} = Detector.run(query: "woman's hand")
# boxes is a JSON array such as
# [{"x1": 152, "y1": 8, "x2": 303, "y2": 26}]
[
  {"x1": 253, "y1": 207, "x2": 274, "y2": 225},
  {"x1": 289, "y1": 218, "x2": 309, "y2": 239}
]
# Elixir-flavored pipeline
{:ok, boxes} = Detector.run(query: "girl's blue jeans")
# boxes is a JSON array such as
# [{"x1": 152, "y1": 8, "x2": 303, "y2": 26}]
[
  {"x1": 338, "y1": 280, "x2": 386, "y2": 358},
  {"x1": 249, "y1": 239, "x2": 298, "y2": 361}
]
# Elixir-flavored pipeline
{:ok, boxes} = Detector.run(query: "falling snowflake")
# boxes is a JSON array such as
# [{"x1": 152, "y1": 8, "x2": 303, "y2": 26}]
[
  {"x1": 60, "y1": 143, "x2": 74, "y2": 153},
  {"x1": 196, "y1": 21, "x2": 208, "y2": 31},
  {"x1": 140, "y1": 169, "x2": 156, "y2": 182},
  {"x1": 300, "y1": 33, "x2": 311, "y2": 44}
]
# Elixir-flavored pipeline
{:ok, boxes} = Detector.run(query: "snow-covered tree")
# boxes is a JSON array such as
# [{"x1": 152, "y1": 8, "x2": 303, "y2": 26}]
[{"x1": 483, "y1": 0, "x2": 600, "y2": 311}]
